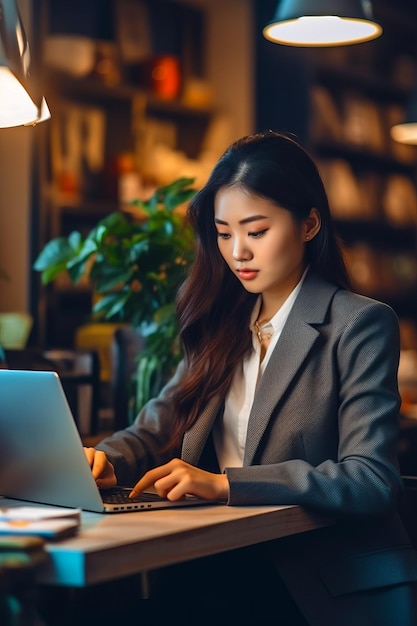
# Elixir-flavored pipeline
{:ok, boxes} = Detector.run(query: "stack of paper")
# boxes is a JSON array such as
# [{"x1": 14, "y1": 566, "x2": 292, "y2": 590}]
[{"x1": 0, "y1": 506, "x2": 81, "y2": 539}]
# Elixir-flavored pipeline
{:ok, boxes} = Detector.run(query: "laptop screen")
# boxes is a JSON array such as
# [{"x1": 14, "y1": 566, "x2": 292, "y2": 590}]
[{"x1": 0, "y1": 369, "x2": 107, "y2": 512}]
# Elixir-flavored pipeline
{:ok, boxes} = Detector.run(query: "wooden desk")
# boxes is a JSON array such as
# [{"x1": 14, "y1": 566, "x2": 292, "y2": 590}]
[{"x1": 0, "y1": 499, "x2": 331, "y2": 588}]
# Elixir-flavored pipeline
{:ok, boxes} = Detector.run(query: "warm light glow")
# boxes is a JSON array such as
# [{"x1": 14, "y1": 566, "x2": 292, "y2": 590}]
[
  {"x1": 0, "y1": 70, "x2": 50, "y2": 128},
  {"x1": 391, "y1": 123, "x2": 417, "y2": 146},
  {"x1": 0, "y1": 67, "x2": 39, "y2": 127},
  {"x1": 263, "y1": 15, "x2": 382, "y2": 46}
]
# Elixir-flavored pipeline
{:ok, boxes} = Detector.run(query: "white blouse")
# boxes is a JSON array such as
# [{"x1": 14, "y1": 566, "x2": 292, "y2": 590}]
[{"x1": 213, "y1": 273, "x2": 306, "y2": 472}]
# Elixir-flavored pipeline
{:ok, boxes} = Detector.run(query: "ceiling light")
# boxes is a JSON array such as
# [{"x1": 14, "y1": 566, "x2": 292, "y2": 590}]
[
  {"x1": 391, "y1": 86, "x2": 417, "y2": 145},
  {"x1": 263, "y1": 0, "x2": 382, "y2": 47}
]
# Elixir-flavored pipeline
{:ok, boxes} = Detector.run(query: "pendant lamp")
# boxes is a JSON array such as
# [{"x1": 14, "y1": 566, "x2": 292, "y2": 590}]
[
  {"x1": 391, "y1": 84, "x2": 417, "y2": 145},
  {"x1": 0, "y1": 0, "x2": 50, "y2": 128},
  {"x1": 263, "y1": 0, "x2": 382, "y2": 47}
]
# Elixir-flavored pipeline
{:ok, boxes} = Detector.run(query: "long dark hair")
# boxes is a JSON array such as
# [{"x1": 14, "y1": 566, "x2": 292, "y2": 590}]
[{"x1": 168, "y1": 130, "x2": 350, "y2": 447}]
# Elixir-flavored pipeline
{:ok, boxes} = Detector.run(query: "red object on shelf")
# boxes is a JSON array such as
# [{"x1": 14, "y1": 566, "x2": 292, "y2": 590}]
[{"x1": 150, "y1": 55, "x2": 181, "y2": 100}]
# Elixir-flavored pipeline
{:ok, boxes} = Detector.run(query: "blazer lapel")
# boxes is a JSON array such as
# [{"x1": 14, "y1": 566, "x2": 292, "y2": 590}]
[{"x1": 243, "y1": 272, "x2": 339, "y2": 465}]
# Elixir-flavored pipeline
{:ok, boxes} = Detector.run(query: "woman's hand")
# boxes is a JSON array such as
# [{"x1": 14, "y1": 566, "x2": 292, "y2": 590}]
[
  {"x1": 83, "y1": 447, "x2": 117, "y2": 489},
  {"x1": 129, "y1": 458, "x2": 229, "y2": 502}
]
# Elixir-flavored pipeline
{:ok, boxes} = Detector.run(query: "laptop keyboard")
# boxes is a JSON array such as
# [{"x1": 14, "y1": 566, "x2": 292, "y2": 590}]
[{"x1": 101, "y1": 488, "x2": 165, "y2": 504}]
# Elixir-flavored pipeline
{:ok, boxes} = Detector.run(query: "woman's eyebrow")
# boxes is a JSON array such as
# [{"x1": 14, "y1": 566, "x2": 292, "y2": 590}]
[{"x1": 214, "y1": 214, "x2": 269, "y2": 225}]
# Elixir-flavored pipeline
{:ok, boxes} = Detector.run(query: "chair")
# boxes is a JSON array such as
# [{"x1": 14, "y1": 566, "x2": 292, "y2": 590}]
[
  {"x1": 111, "y1": 327, "x2": 146, "y2": 430},
  {"x1": 4, "y1": 347, "x2": 57, "y2": 371}
]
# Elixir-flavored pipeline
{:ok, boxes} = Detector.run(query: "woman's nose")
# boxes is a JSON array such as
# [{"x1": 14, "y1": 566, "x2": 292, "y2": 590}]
[{"x1": 232, "y1": 238, "x2": 252, "y2": 261}]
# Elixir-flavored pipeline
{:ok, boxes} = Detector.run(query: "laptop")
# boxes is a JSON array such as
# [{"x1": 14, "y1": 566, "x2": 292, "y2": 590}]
[{"x1": 0, "y1": 369, "x2": 216, "y2": 513}]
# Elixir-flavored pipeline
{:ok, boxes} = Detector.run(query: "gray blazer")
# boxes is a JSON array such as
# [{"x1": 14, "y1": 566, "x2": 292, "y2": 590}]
[{"x1": 97, "y1": 270, "x2": 417, "y2": 625}]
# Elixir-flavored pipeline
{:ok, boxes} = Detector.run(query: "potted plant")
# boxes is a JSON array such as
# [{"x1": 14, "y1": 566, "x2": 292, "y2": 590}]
[{"x1": 34, "y1": 177, "x2": 197, "y2": 415}]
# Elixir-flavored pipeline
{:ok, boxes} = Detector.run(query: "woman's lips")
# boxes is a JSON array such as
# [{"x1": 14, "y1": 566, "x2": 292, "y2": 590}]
[{"x1": 237, "y1": 268, "x2": 258, "y2": 280}]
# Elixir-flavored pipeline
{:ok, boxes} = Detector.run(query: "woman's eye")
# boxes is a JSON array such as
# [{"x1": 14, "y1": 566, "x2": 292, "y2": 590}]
[
  {"x1": 216, "y1": 232, "x2": 230, "y2": 240},
  {"x1": 249, "y1": 229, "x2": 268, "y2": 238}
]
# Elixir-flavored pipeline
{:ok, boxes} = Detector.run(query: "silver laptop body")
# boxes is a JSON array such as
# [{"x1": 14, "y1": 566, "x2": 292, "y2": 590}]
[{"x1": 0, "y1": 369, "x2": 212, "y2": 513}]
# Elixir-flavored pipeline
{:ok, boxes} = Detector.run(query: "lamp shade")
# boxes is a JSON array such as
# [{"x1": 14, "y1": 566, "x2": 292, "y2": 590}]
[
  {"x1": 263, "y1": 0, "x2": 382, "y2": 47},
  {"x1": 0, "y1": 0, "x2": 50, "y2": 127}
]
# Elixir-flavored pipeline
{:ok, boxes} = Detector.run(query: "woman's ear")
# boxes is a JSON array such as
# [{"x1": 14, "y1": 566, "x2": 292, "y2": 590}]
[{"x1": 303, "y1": 208, "x2": 321, "y2": 242}]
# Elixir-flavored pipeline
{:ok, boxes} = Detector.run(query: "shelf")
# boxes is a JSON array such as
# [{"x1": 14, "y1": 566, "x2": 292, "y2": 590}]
[
  {"x1": 314, "y1": 140, "x2": 417, "y2": 175},
  {"x1": 358, "y1": 292, "x2": 417, "y2": 319},
  {"x1": 52, "y1": 283, "x2": 93, "y2": 295},
  {"x1": 314, "y1": 62, "x2": 410, "y2": 104},
  {"x1": 45, "y1": 70, "x2": 139, "y2": 102},
  {"x1": 44, "y1": 70, "x2": 214, "y2": 120},
  {"x1": 45, "y1": 189, "x2": 121, "y2": 214},
  {"x1": 334, "y1": 219, "x2": 417, "y2": 250}
]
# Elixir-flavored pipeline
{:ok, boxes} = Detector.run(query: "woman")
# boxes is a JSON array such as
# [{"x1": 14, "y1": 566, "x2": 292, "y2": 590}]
[{"x1": 86, "y1": 131, "x2": 417, "y2": 625}]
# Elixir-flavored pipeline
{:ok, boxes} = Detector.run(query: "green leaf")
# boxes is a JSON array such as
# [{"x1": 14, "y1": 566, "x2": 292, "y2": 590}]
[
  {"x1": 130, "y1": 177, "x2": 196, "y2": 215},
  {"x1": 67, "y1": 238, "x2": 98, "y2": 267},
  {"x1": 33, "y1": 237, "x2": 78, "y2": 272},
  {"x1": 33, "y1": 234, "x2": 86, "y2": 284},
  {"x1": 93, "y1": 290, "x2": 131, "y2": 320},
  {"x1": 165, "y1": 187, "x2": 196, "y2": 211},
  {"x1": 129, "y1": 238, "x2": 149, "y2": 258},
  {"x1": 67, "y1": 259, "x2": 90, "y2": 284},
  {"x1": 94, "y1": 269, "x2": 133, "y2": 292},
  {"x1": 68, "y1": 231, "x2": 83, "y2": 249},
  {"x1": 40, "y1": 262, "x2": 69, "y2": 285}
]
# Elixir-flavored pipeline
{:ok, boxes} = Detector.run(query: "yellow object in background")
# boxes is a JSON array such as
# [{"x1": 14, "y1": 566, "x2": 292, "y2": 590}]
[
  {"x1": 0, "y1": 312, "x2": 33, "y2": 348},
  {"x1": 75, "y1": 323, "x2": 128, "y2": 382}
]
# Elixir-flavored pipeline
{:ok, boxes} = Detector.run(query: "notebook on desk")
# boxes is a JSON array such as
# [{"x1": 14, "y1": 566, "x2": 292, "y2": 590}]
[{"x1": 0, "y1": 369, "x2": 215, "y2": 513}]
